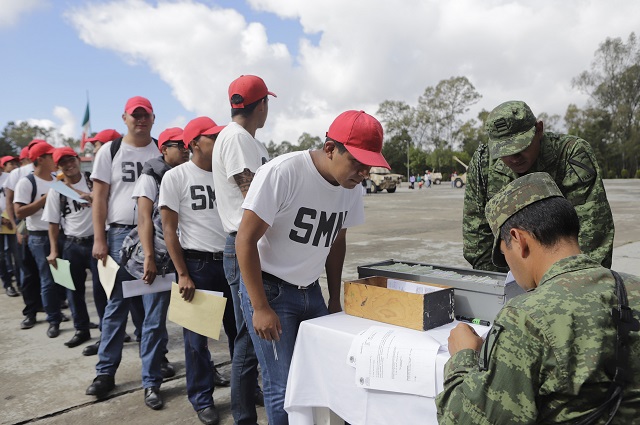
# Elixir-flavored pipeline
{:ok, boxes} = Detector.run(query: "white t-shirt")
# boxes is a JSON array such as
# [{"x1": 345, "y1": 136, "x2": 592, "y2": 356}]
[
  {"x1": 242, "y1": 151, "x2": 365, "y2": 286},
  {"x1": 14, "y1": 174, "x2": 53, "y2": 231},
  {"x1": 5, "y1": 163, "x2": 34, "y2": 192},
  {"x1": 132, "y1": 173, "x2": 159, "y2": 203},
  {"x1": 42, "y1": 175, "x2": 93, "y2": 237},
  {"x1": 91, "y1": 141, "x2": 159, "y2": 225},
  {"x1": 212, "y1": 122, "x2": 269, "y2": 233},
  {"x1": 160, "y1": 161, "x2": 226, "y2": 252},
  {"x1": 0, "y1": 173, "x2": 9, "y2": 213}
]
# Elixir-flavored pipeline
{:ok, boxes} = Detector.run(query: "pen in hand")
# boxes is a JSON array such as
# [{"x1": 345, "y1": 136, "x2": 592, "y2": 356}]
[{"x1": 456, "y1": 315, "x2": 491, "y2": 327}]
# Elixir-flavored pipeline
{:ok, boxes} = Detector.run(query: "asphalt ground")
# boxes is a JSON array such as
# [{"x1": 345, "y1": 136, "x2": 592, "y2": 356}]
[{"x1": 1, "y1": 179, "x2": 639, "y2": 424}]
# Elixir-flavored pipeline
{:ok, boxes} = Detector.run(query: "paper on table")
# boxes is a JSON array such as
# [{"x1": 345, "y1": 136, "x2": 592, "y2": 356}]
[
  {"x1": 168, "y1": 282, "x2": 226, "y2": 340},
  {"x1": 387, "y1": 279, "x2": 445, "y2": 294},
  {"x1": 97, "y1": 255, "x2": 119, "y2": 299},
  {"x1": 49, "y1": 180, "x2": 88, "y2": 203},
  {"x1": 122, "y1": 274, "x2": 173, "y2": 298},
  {"x1": 347, "y1": 326, "x2": 441, "y2": 397},
  {"x1": 49, "y1": 259, "x2": 75, "y2": 290}
]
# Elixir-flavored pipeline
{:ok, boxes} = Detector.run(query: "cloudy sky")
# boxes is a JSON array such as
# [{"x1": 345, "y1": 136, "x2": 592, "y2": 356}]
[{"x1": 1, "y1": 0, "x2": 638, "y2": 147}]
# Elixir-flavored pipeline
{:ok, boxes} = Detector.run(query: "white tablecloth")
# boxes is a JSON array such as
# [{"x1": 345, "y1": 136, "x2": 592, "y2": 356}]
[{"x1": 284, "y1": 312, "x2": 455, "y2": 425}]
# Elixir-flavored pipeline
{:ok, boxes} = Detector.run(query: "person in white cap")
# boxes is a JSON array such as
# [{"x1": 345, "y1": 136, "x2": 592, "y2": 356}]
[{"x1": 236, "y1": 110, "x2": 390, "y2": 425}]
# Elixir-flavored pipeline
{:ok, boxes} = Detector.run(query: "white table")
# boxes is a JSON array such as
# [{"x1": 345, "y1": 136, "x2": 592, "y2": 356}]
[{"x1": 284, "y1": 312, "x2": 457, "y2": 425}]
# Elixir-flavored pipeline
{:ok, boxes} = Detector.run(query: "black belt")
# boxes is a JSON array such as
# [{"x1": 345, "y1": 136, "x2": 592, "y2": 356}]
[
  {"x1": 66, "y1": 235, "x2": 94, "y2": 244},
  {"x1": 27, "y1": 230, "x2": 48, "y2": 236},
  {"x1": 109, "y1": 223, "x2": 135, "y2": 229},
  {"x1": 261, "y1": 271, "x2": 318, "y2": 290},
  {"x1": 229, "y1": 231, "x2": 238, "y2": 237},
  {"x1": 183, "y1": 249, "x2": 223, "y2": 261}
]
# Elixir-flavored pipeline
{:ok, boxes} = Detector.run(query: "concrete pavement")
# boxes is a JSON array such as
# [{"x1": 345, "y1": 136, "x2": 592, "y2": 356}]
[{"x1": 1, "y1": 179, "x2": 638, "y2": 424}]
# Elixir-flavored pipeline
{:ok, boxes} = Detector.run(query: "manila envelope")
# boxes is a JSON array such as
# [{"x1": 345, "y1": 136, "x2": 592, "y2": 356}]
[{"x1": 168, "y1": 282, "x2": 227, "y2": 340}]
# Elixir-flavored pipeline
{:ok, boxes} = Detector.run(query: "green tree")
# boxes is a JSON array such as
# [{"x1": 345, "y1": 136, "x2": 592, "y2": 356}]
[
  {"x1": 382, "y1": 131, "x2": 411, "y2": 177},
  {"x1": 0, "y1": 121, "x2": 53, "y2": 155}
]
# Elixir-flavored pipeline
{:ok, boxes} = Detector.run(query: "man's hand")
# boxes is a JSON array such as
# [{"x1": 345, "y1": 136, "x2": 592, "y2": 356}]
[
  {"x1": 1, "y1": 217, "x2": 12, "y2": 229},
  {"x1": 92, "y1": 239, "x2": 109, "y2": 266},
  {"x1": 252, "y1": 306, "x2": 282, "y2": 341},
  {"x1": 178, "y1": 275, "x2": 196, "y2": 302},
  {"x1": 327, "y1": 297, "x2": 342, "y2": 314},
  {"x1": 47, "y1": 252, "x2": 58, "y2": 269},
  {"x1": 143, "y1": 256, "x2": 157, "y2": 285},
  {"x1": 448, "y1": 323, "x2": 484, "y2": 356}
]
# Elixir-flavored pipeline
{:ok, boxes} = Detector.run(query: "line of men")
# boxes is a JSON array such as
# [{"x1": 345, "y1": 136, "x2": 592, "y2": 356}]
[{"x1": 4, "y1": 73, "x2": 390, "y2": 425}]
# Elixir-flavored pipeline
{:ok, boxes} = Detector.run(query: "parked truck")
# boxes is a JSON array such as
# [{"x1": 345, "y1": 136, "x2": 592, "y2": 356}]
[
  {"x1": 452, "y1": 156, "x2": 468, "y2": 189},
  {"x1": 368, "y1": 167, "x2": 403, "y2": 193}
]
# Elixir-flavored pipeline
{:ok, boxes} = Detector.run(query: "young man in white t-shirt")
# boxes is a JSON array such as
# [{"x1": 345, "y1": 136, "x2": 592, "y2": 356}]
[
  {"x1": 14, "y1": 142, "x2": 66, "y2": 338},
  {"x1": 0, "y1": 155, "x2": 19, "y2": 297},
  {"x1": 43, "y1": 147, "x2": 97, "y2": 349},
  {"x1": 236, "y1": 110, "x2": 390, "y2": 424},
  {"x1": 161, "y1": 117, "x2": 237, "y2": 425},
  {"x1": 127, "y1": 126, "x2": 188, "y2": 410},
  {"x1": 212, "y1": 75, "x2": 275, "y2": 423},
  {"x1": 85, "y1": 96, "x2": 163, "y2": 402}
]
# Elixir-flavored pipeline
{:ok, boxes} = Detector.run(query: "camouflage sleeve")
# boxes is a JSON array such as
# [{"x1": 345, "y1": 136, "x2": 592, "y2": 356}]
[
  {"x1": 561, "y1": 138, "x2": 614, "y2": 268},
  {"x1": 436, "y1": 306, "x2": 552, "y2": 424},
  {"x1": 462, "y1": 146, "x2": 499, "y2": 272}
]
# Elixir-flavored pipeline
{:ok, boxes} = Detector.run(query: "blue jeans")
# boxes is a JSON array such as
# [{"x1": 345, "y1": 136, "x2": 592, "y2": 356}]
[
  {"x1": 240, "y1": 276, "x2": 328, "y2": 425},
  {"x1": 224, "y1": 233, "x2": 260, "y2": 425},
  {"x1": 62, "y1": 237, "x2": 97, "y2": 330},
  {"x1": 96, "y1": 226, "x2": 169, "y2": 388},
  {"x1": 182, "y1": 256, "x2": 236, "y2": 411},
  {"x1": 28, "y1": 234, "x2": 63, "y2": 325}
]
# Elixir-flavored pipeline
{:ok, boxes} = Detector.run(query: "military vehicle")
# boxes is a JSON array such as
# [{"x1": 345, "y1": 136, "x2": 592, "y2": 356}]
[
  {"x1": 452, "y1": 156, "x2": 468, "y2": 188},
  {"x1": 368, "y1": 167, "x2": 403, "y2": 193}
]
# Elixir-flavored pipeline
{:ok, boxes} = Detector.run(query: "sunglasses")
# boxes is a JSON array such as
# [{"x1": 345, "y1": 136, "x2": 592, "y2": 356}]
[{"x1": 164, "y1": 142, "x2": 187, "y2": 151}]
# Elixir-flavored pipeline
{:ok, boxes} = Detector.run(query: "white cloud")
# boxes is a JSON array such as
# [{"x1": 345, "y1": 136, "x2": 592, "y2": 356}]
[
  {"x1": 65, "y1": 0, "x2": 640, "y2": 145},
  {"x1": 0, "y1": 0, "x2": 49, "y2": 28},
  {"x1": 23, "y1": 106, "x2": 75, "y2": 146}
]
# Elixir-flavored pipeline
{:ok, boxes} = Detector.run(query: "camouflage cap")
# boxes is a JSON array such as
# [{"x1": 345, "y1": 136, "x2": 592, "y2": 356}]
[
  {"x1": 486, "y1": 101, "x2": 537, "y2": 159},
  {"x1": 485, "y1": 172, "x2": 563, "y2": 267}
]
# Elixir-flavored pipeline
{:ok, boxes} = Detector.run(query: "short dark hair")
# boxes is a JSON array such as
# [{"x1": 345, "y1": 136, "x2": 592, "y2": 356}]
[
  {"x1": 230, "y1": 96, "x2": 267, "y2": 118},
  {"x1": 326, "y1": 138, "x2": 348, "y2": 154},
  {"x1": 500, "y1": 196, "x2": 579, "y2": 248}
]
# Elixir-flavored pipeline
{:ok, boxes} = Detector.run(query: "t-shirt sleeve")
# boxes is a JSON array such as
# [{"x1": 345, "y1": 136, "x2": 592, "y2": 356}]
[
  {"x1": 158, "y1": 169, "x2": 179, "y2": 213},
  {"x1": 223, "y1": 133, "x2": 265, "y2": 179},
  {"x1": 13, "y1": 177, "x2": 31, "y2": 205},
  {"x1": 242, "y1": 163, "x2": 287, "y2": 227},
  {"x1": 90, "y1": 142, "x2": 113, "y2": 184},
  {"x1": 42, "y1": 188, "x2": 61, "y2": 224},
  {"x1": 5, "y1": 169, "x2": 20, "y2": 191},
  {"x1": 132, "y1": 174, "x2": 158, "y2": 202}
]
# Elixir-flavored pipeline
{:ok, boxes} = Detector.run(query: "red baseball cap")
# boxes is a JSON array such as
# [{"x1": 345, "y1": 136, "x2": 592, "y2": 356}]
[
  {"x1": 124, "y1": 96, "x2": 153, "y2": 114},
  {"x1": 28, "y1": 139, "x2": 46, "y2": 148},
  {"x1": 53, "y1": 147, "x2": 78, "y2": 165},
  {"x1": 93, "y1": 129, "x2": 122, "y2": 144},
  {"x1": 183, "y1": 117, "x2": 225, "y2": 147},
  {"x1": 326, "y1": 110, "x2": 389, "y2": 169},
  {"x1": 19, "y1": 146, "x2": 30, "y2": 161},
  {"x1": 29, "y1": 142, "x2": 55, "y2": 162},
  {"x1": 158, "y1": 127, "x2": 184, "y2": 150},
  {"x1": 228, "y1": 75, "x2": 276, "y2": 109},
  {"x1": 0, "y1": 156, "x2": 19, "y2": 167}
]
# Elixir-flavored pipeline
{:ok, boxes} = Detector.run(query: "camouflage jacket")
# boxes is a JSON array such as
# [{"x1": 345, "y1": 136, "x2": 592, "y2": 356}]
[
  {"x1": 435, "y1": 255, "x2": 640, "y2": 424},
  {"x1": 462, "y1": 133, "x2": 614, "y2": 272}
]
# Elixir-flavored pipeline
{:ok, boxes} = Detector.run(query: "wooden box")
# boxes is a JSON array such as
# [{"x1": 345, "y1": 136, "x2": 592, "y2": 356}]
[{"x1": 344, "y1": 276, "x2": 454, "y2": 331}]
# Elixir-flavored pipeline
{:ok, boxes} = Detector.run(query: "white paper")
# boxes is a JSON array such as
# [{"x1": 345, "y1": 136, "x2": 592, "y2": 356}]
[
  {"x1": 122, "y1": 274, "x2": 173, "y2": 298},
  {"x1": 347, "y1": 326, "x2": 441, "y2": 397},
  {"x1": 49, "y1": 180, "x2": 88, "y2": 203},
  {"x1": 505, "y1": 271, "x2": 516, "y2": 285},
  {"x1": 386, "y1": 279, "x2": 444, "y2": 295},
  {"x1": 97, "y1": 255, "x2": 119, "y2": 299}
]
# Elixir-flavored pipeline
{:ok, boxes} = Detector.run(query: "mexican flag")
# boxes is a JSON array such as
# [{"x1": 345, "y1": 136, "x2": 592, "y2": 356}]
[{"x1": 80, "y1": 101, "x2": 91, "y2": 151}]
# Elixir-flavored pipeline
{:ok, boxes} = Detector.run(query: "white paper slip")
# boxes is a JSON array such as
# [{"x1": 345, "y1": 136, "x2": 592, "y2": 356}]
[
  {"x1": 49, "y1": 180, "x2": 88, "y2": 203},
  {"x1": 122, "y1": 274, "x2": 173, "y2": 298},
  {"x1": 348, "y1": 325, "x2": 441, "y2": 397},
  {"x1": 97, "y1": 255, "x2": 119, "y2": 299},
  {"x1": 387, "y1": 278, "x2": 444, "y2": 294}
]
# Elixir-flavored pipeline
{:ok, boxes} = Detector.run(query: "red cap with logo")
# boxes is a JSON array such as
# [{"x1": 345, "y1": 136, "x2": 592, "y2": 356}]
[
  {"x1": 53, "y1": 147, "x2": 78, "y2": 165},
  {"x1": 158, "y1": 127, "x2": 184, "y2": 151},
  {"x1": 326, "y1": 110, "x2": 389, "y2": 169},
  {"x1": 228, "y1": 75, "x2": 276, "y2": 109},
  {"x1": 183, "y1": 117, "x2": 226, "y2": 148},
  {"x1": 29, "y1": 142, "x2": 55, "y2": 162},
  {"x1": 124, "y1": 96, "x2": 153, "y2": 114},
  {"x1": 0, "y1": 156, "x2": 19, "y2": 167}
]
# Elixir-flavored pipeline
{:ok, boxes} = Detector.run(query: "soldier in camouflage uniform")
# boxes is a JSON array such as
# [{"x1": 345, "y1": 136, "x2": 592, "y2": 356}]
[
  {"x1": 462, "y1": 100, "x2": 614, "y2": 272},
  {"x1": 436, "y1": 173, "x2": 640, "y2": 424}
]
